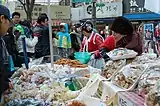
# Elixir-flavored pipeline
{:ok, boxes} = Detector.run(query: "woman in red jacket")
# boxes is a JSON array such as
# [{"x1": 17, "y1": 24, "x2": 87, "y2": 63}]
[
  {"x1": 80, "y1": 20, "x2": 104, "y2": 69},
  {"x1": 80, "y1": 20, "x2": 104, "y2": 53},
  {"x1": 97, "y1": 16, "x2": 143, "y2": 61}
]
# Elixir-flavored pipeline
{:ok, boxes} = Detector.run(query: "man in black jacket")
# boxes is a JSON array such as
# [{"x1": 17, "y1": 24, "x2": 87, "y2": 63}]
[
  {"x1": 0, "y1": 5, "x2": 14, "y2": 99},
  {"x1": 32, "y1": 14, "x2": 50, "y2": 58}
]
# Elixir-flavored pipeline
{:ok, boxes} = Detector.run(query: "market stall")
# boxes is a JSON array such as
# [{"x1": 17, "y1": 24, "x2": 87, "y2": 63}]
[{"x1": 2, "y1": 48, "x2": 160, "y2": 106}]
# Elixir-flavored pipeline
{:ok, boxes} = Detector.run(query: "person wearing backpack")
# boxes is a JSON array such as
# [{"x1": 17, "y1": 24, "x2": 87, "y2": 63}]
[{"x1": 80, "y1": 20, "x2": 104, "y2": 69}]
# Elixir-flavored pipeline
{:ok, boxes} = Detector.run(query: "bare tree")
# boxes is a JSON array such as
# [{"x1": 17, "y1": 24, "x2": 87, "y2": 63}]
[{"x1": 18, "y1": 0, "x2": 35, "y2": 20}]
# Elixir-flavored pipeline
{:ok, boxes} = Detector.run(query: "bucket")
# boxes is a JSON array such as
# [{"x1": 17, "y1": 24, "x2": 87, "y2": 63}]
[{"x1": 74, "y1": 52, "x2": 91, "y2": 64}]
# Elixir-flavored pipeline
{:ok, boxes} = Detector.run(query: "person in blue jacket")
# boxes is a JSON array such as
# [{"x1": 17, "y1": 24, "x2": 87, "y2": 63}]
[{"x1": 57, "y1": 23, "x2": 72, "y2": 58}]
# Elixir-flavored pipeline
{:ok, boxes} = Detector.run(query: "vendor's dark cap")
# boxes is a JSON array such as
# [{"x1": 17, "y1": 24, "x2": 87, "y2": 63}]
[
  {"x1": 0, "y1": 5, "x2": 14, "y2": 26},
  {"x1": 110, "y1": 16, "x2": 133, "y2": 35}
]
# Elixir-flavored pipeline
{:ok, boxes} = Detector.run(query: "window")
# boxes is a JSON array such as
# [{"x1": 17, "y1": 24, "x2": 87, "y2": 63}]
[
  {"x1": 39, "y1": 8, "x2": 42, "y2": 11},
  {"x1": 34, "y1": 8, "x2": 37, "y2": 11},
  {"x1": 34, "y1": 13, "x2": 38, "y2": 16}
]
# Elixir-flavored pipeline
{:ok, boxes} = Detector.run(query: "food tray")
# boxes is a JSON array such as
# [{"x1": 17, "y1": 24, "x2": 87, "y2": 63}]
[
  {"x1": 138, "y1": 64, "x2": 160, "y2": 98},
  {"x1": 111, "y1": 64, "x2": 149, "y2": 90},
  {"x1": 107, "y1": 48, "x2": 138, "y2": 61},
  {"x1": 102, "y1": 59, "x2": 126, "y2": 81}
]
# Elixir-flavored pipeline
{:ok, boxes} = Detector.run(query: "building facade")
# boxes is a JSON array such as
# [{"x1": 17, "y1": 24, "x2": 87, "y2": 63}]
[
  {"x1": 59, "y1": 0, "x2": 71, "y2": 6},
  {"x1": 10, "y1": 3, "x2": 71, "y2": 26}
]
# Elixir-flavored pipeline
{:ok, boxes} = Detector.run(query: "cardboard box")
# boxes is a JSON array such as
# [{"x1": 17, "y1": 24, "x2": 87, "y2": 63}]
[{"x1": 118, "y1": 91, "x2": 145, "y2": 106}]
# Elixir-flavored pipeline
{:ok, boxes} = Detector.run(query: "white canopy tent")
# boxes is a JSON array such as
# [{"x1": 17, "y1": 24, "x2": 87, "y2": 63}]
[{"x1": 144, "y1": 0, "x2": 160, "y2": 14}]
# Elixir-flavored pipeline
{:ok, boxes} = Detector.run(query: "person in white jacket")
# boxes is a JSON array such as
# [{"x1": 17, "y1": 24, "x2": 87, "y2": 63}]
[
  {"x1": 17, "y1": 35, "x2": 38, "y2": 58},
  {"x1": 16, "y1": 20, "x2": 38, "y2": 58}
]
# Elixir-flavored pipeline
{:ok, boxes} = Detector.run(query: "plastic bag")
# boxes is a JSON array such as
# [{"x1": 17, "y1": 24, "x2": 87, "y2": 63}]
[
  {"x1": 138, "y1": 64, "x2": 160, "y2": 98},
  {"x1": 88, "y1": 66, "x2": 101, "y2": 74},
  {"x1": 107, "y1": 48, "x2": 138, "y2": 61},
  {"x1": 88, "y1": 58, "x2": 105, "y2": 69},
  {"x1": 4, "y1": 98, "x2": 44, "y2": 106},
  {"x1": 28, "y1": 57, "x2": 44, "y2": 68},
  {"x1": 76, "y1": 95, "x2": 105, "y2": 106},
  {"x1": 76, "y1": 74, "x2": 105, "y2": 100},
  {"x1": 145, "y1": 79, "x2": 160, "y2": 106},
  {"x1": 72, "y1": 77, "x2": 89, "y2": 90},
  {"x1": 9, "y1": 55, "x2": 15, "y2": 72},
  {"x1": 112, "y1": 64, "x2": 148, "y2": 90},
  {"x1": 131, "y1": 53, "x2": 157, "y2": 64},
  {"x1": 102, "y1": 59, "x2": 126, "y2": 80}
]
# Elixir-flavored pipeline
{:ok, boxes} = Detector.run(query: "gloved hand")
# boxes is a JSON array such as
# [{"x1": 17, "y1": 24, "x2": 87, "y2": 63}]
[{"x1": 99, "y1": 47, "x2": 110, "y2": 62}]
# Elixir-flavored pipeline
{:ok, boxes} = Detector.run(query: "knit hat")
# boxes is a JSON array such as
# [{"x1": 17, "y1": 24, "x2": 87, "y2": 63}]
[
  {"x1": 81, "y1": 20, "x2": 93, "y2": 33},
  {"x1": 110, "y1": 16, "x2": 133, "y2": 35}
]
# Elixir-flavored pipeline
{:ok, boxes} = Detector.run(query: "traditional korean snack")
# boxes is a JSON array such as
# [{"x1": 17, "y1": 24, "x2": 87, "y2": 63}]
[
  {"x1": 131, "y1": 53, "x2": 157, "y2": 64},
  {"x1": 67, "y1": 101, "x2": 86, "y2": 106},
  {"x1": 145, "y1": 79, "x2": 160, "y2": 106},
  {"x1": 107, "y1": 48, "x2": 138, "y2": 60},
  {"x1": 113, "y1": 64, "x2": 146, "y2": 89},
  {"x1": 3, "y1": 66, "x2": 79, "y2": 105},
  {"x1": 138, "y1": 64, "x2": 160, "y2": 98},
  {"x1": 55, "y1": 58, "x2": 88, "y2": 68},
  {"x1": 102, "y1": 60, "x2": 125, "y2": 80}
]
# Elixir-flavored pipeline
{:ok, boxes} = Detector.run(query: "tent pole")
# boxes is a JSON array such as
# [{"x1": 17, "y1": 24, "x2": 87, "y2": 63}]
[{"x1": 47, "y1": 0, "x2": 54, "y2": 68}]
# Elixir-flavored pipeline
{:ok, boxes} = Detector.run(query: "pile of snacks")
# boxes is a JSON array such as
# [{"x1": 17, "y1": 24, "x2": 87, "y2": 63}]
[
  {"x1": 146, "y1": 79, "x2": 160, "y2": 106},
  {"x1": 55, "y1": 58, "x2": 88, "y2": 68},
  {"x1": 138, "y1": 64, "x2": 160, "y2": 98},
  {"x1": 107, "y1": 48, "x2": 137, "y2": 60},
  {"x1": 102, "y1": 60, "x2": 125, "y2": 80},
  {"x1": 131, "y1": 53, "x2": 157, "y2": 64},
  {"x1": 67, "y1": 101, "x2": 86, "y2": 106},
  {"x1": 3, "y1": 67, "x2": 79, "y2": 105},
  {"x1": 113, "y1": 64, "x2": 146, "y2": 89}
]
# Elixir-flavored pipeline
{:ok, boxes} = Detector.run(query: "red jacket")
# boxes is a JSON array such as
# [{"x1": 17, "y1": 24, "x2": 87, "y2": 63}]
[
  {"x1": 94, "y1": 35, "x2": 116, "y2": 58},
  {"x1": 100, "y1": 35, "x2": 116, "y2": 51},
  {"x1": 80, "y1": 32, "x2": 104, "y2": 53}
]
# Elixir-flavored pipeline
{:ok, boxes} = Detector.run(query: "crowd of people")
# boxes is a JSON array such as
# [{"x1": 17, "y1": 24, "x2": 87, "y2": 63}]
[{"x1": 0, "y1": 5, "x2": 144, "y2": 100}]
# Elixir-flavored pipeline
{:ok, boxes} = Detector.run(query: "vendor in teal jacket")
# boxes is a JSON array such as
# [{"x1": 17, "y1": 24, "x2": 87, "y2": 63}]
[{"x1": 57, "y1": 23, "x2": 72, "y2": 58}]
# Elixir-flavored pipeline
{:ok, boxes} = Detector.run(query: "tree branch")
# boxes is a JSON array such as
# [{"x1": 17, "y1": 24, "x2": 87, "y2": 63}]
[
  {"x1": 17, "y1": 0, "x2": 27, "y2": 13},
  {"x1": 26, "y1": 0, "x2": 30, "y2": 12},
  {"x1": 29, "y1": 0, "x2": 35, "y2": 12},
  {"x1": 18, "y1": 0, "x2": 35, "y2": 20},
  {"x1": 17, "y1": 0, "x2": 24, "y2": 5}
]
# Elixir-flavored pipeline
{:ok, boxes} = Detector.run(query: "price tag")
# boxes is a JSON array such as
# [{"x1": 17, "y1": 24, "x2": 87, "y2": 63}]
[{"x1": 118, "y1": 94, "x2": 134, "y2": 106}]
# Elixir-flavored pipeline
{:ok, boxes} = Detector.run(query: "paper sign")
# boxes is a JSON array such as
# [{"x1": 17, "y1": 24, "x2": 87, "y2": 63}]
[
  {"x1": 84, "y1": 1, "x2": 122, "y2": 18},
  {"x1": 118, "y1": 94, "x2": 134, "y2": 106}
]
